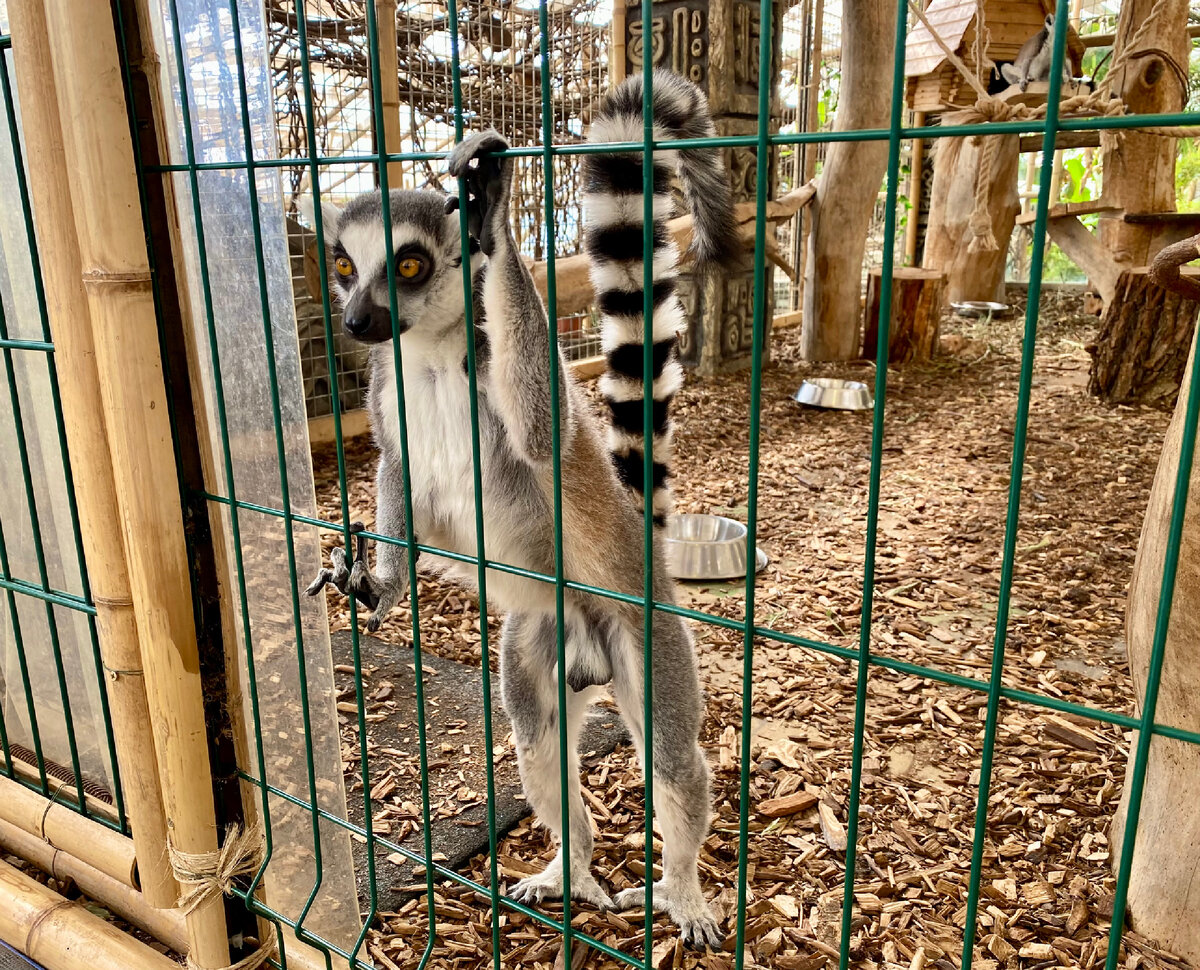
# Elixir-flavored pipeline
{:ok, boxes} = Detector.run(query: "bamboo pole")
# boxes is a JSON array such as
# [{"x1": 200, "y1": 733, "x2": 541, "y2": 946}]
[
  {"x1": 0, "y1": 858, "x2": 180, "y2": 970},
  {"x1": 610, "y1": 0, "x2": 627, "y2": 84},
  {"x1": 38, "y1": 0, "x2": 230, "y2": 965},
  {"x1": 6, "y1": 0, "x2": 177, "y2": 910},
  {"x1": 0, "y1": 777, "x2": 138, "y2": 890},
  {"x1": 3, "y1": 752, "x2": 121, "y2": 825},
  {"x1": 905, "y1": 110, "x2": 926, "y2": 265},
  {"x1": 0, "y1": 819, "x2": 187, "y2": 954},
  {"x1": 374, "y1": 0, "x2": 405, "y2": 186}
]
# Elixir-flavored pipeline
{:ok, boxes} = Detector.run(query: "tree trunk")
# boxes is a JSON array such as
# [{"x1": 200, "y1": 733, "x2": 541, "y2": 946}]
[
  {"x1": 1111, "y1": 329, "x2": 1200, "y2": 965},
  {"x1": 1098, "y1": 0, "x2": 1189, "y2": 265},
  {"x1": 800, "y1": 0, "x2": 897, "y2": 361},
  {"x1": 1087, "y1": 269, "x2": 1200, "y2": 408},
  {"x1": 922, "y1": 132, "x2": 1020, "y2": 304},
  {"x1": 862, "y1": 268, "x2": 946, "y2": 362}
]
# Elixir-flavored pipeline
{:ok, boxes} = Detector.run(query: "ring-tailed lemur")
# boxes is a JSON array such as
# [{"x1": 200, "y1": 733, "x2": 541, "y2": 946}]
[
  {"x1": 304, "y1": 70, "x2": 736, "y2": 947},
  {"x1": 1000, "y1": 14, "x2": 1072, "y2": 92}
]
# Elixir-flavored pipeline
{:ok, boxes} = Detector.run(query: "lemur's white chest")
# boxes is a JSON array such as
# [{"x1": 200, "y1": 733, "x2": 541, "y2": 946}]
[
  {"x1": 374, "y1": 352, "x2": 478, "y2": 543},
  {"x1": 370, "y1": 339, "x2": 553, "y2": 613}
]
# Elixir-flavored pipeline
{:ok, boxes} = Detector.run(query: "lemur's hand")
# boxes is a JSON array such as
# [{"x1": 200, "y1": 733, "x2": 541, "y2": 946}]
[
  {"x1": 305, "y1": 522, "x2": 403, "y2": 633},
  {"x1": 446, "y1": 129, "x2": 513, "y2": 258}
]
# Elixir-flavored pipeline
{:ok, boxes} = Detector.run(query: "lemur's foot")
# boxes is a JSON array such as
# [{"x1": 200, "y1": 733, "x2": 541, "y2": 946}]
[
  {"x1": 614, "y1": 881, "x2": 723, "y2": 950},
  {"x1": 510, "y1": 857, "x2": 614, "y2": 910},
  {"x1": 446, "y1": 130, "x2": 513, "y2": 257}
]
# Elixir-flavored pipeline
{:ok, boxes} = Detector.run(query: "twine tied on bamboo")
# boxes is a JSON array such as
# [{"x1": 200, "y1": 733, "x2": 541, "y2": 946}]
[
  {"x1": 908, "y1": 0, "x2": 1192, "y2": 254},
  {"x1": 167, "y1": 822, "x2": 264, "y2": 915},
  {"x1": 185, "y1": 937, "x2": 277, "y2": 970}
]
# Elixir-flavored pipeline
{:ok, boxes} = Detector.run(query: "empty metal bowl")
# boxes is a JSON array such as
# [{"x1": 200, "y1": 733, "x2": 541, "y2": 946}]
[
  {"x1": 664, "y1": 513, "x2": 768, "y2": 582},
  {"x1": 793, "y1": 378, "x2": 874, "y2": 411},
  {"x1": 950, "y1": 300, "x2": 1010, "y2": 318}
]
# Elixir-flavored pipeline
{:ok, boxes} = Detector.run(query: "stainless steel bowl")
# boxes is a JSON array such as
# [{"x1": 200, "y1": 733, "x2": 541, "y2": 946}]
[
  {"x1": 664, "y1": 514, "x2": 768, "y2": 582},
  {"x1": 950, "y1": 300, "x2": 1010, "y2": 318},
  {"x1": 793, "y1": 378, "x2": 873, "y2": 411}
]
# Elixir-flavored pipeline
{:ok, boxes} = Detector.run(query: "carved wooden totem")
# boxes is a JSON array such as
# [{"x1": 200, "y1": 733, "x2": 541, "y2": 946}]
[{"x1": 624, "y1": 0, "x2": 784, "y2": 375}]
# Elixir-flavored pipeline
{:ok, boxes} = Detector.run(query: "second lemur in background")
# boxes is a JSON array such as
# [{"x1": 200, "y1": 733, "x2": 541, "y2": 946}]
[
  {"x1": 305, "y1": 70, "x2": 736, "y2": 946},
  {"x1": 1001, "y1": 14, "x2": 1073, "y2": 92}
]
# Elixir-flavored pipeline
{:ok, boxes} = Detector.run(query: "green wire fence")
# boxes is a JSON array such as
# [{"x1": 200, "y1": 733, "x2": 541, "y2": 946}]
[{"x1": 0, "y1": 2, "x2": 1198, "y2": 970}]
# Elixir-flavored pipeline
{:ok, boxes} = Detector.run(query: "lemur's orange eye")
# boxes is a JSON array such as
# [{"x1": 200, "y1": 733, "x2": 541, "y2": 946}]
[
  {"x1": 398, "y1": 257, "x2": 424, "y2": 279},
  {"x1": 334, "y1": 256, "x2": 354, "y2": 277}
]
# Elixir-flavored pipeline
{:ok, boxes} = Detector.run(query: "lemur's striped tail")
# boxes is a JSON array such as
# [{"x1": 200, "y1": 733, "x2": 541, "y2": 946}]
[{"x1": 582, "y1": 70, "x2": 736, "y2": 526}]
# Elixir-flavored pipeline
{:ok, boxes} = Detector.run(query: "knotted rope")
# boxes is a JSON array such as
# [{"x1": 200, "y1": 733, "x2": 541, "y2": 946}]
[
  {"x1": 167, "y1": 822, "x2": 265, "y2": 915},
  {"x1": 169, "y1": 823, "x2": 276, "y2": 970},
  {"x1": 909, "y1": 0, "x2": 1197, "y2": 252}
]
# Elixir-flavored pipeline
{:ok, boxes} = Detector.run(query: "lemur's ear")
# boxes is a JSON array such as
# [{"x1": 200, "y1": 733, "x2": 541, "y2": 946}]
[{"x1": 295, "y1": 195, "x2": 343, "y2": 243}]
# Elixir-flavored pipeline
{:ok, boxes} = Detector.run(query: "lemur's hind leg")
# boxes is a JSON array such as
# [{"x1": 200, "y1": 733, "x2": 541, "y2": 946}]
[
  {"x1": 501, "y1": 613, "x2": 613, "y2": 910},
  {"x1": 305, "y1": 522, "x2": 378, "y2": 609},
  {"x1": 609, "y1": 612, "x2": 722, "y2": 949}
]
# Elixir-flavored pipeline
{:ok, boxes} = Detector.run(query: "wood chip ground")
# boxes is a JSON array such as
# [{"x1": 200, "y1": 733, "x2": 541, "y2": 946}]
[{"x1": 309, "y1": 290, "x2": 1193, "y2": 970}]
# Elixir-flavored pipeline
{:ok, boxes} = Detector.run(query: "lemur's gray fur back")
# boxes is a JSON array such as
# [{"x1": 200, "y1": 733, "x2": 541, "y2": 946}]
[{"x1": 582, "y1": 71, "x2": 737, "y2": 525}]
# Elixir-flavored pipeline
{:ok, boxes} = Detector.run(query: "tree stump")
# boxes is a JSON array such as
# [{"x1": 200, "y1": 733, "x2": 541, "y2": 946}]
[
  {"x1": 862, "y1": 268, "x2": 946, "y2": 362},
  {"x1": 1087, "y1": 268, "x2": 1200, "y2": 408}
]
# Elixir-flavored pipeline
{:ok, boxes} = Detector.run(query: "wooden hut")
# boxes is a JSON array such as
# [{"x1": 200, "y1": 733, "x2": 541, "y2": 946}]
[{"x1": 904, "y1": 0, "x2": 1085, "y2": 112}]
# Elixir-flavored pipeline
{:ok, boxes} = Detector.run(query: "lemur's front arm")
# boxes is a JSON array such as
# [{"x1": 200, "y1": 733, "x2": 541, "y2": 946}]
[{"x1": 447, "y1": 131, "x2": 571, "y2": 468}]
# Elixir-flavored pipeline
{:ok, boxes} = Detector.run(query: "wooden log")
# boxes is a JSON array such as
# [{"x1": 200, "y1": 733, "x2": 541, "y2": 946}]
[
  {"x1": 7, "y1": 0, "x2": 177, "y2": 909},
  {"x1": 0, "y1": 858, "x2": 179, "y2": 970},
  {"x1": 1086, "y1": 268, "x2": 1200, "y2": 408},
  {"x1": 922, "y1": 132, "x2": 1020, "y2": 305},
  {"x1": 0, "y1": 777, "x2": 137, "y2": 890},
  {"x1": 39, "y1": 0, "x2": 230, "y2": 965},
  {"x1": 862, "y1": 268, "x2": 947, "y2": 363},
  {"x1": 1111, "y1": 241, "x2": 1200, "y2": 965},
  {"x1": 0, "y1": 819, "x2": 187, "y2": 954},
  {"x1": 801, "y1": 0, "x2": 897, "y2": 360}
]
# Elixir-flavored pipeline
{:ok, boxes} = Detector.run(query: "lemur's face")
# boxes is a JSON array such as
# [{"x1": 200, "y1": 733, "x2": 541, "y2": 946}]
[{"x1": 309, "y1": 190, "x2": 469, "y2": 344}]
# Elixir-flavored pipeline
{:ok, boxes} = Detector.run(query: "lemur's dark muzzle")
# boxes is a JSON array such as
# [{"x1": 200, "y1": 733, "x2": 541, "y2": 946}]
[{"x1": 343, "y1": 298, "x2": 400, "y2": 343}]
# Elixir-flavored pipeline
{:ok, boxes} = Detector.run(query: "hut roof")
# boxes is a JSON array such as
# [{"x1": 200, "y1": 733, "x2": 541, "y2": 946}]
[{"x1": 905, "y1": 0, "x2": 976, "y2": 78}]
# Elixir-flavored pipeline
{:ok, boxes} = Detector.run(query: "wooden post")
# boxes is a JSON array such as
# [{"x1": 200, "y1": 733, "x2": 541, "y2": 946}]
[
  {"x1": 610, "y1": 0, "x2": 627, "y2": 84},
  {"x1": 0, "y1": 859, "x2": 180, "y2": 970},
  {"x1": 38, "y1": 0, "x2": 230, "y2": 965},
  {"x1": 6, "y1": 0, "x2": 178, "y2": 910},
  {"x1": 1098, "y1": 0, "x2": 1190, "y2": 265},
  {"x1": 0, "y1": 819, "x2": 188, "y2": 954},
  {"x1": 374, "y1": 0, "x2": 405, "y2": 186}
]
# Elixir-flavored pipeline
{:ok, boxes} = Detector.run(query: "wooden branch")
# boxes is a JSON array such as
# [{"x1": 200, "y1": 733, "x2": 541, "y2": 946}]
[
  {"x1": 1018, "y1": 130, "x2": 1102, "y2": 153},
  {"x1": 1149, "y1": 232, "x2": 1200, "y2": 302},
  {"x1": 1042, "y1": 214, "x2": 1131, "y2": 307}
]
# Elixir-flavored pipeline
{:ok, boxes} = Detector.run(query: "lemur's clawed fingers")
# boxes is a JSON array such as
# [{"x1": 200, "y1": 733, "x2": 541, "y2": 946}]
[
  {"x1": 446, "y1": 129, "x2": 513, "y2": 256},
  {"x1": 304, "y1": 544, "x2": 351, "y2": 598}
]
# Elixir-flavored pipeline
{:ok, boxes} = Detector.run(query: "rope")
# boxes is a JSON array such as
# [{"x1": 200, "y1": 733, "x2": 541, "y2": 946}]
[
  {"x1": 167, "y1": 822, "x2": 265, "y2": 915},
  {"x1": 909, "y1": 0, "x2": 1197, "y2": 253},
  {"x1": 185, "y1": 938, "x2": 278, "y2": 970}
]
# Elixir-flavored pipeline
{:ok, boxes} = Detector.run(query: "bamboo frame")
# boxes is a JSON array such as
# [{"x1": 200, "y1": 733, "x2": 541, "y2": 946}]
[
  {"x1": 0, "y1": 858, "x2": 179, "y2": 970},
  {"x1": 4, "y1": 753, "x2": 121, "y2": 825},
  {"x1": 0, "y1": 819, "x2": 187, "y2": 954},
  {"x1": 37, "y1": 0, "x2": 230, "y2": 966},
  {"x1": 0, "y1": 777, "x2": 138, "y2": 890},
  {"x1": 6, "y1": 0, "x2": 177, "y2": 910}
]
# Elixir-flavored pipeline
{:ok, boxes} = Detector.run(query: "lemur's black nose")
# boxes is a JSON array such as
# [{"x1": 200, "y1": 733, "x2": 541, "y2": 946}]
[{"x1": 345, "y1": 314, "x2": 372, "y2": 336}]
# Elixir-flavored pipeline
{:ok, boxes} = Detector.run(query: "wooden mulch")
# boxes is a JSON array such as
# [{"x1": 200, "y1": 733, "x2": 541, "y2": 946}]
[{"x1": 311, "y1": 289, "x2": 1193, "y2": 970}]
